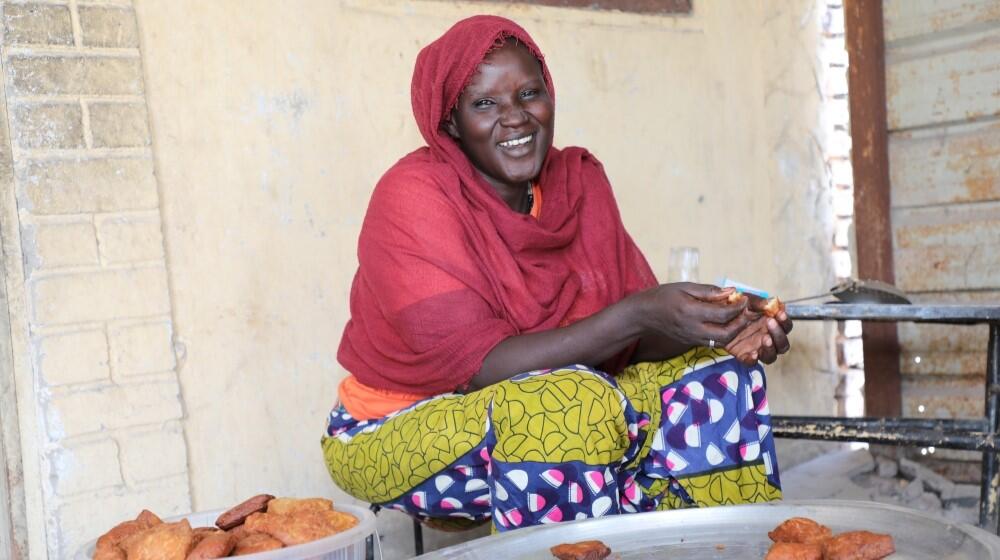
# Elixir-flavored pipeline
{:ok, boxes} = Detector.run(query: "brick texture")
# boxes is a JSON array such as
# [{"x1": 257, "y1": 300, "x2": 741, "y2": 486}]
[
  {"x1": 95, "y1": 213, "x2": 164, "y2": 263},
  {"x1": 18, "y1": 157, "x2": 159, "y2": 214},
  {"x1": 78, "y1": 5, "x2": 140, "y2": 49},
  {"x1": 1, "y1": 2, "x2": 192, "y2": 556},
  {"x1": 27, "y1": 219, "x2": 99, "y2": 269},
  {"x1": 11, "y1": 103, "x2": 85, "y2": 149},
  {"x1": 35, "y1": 329, "x2": 109, "y2": 386},
  {"x1": 48, "y1": 439, "x2": 123, "y2": 496},
  {"x1": 109, "y1": 321, "x2": 175, "y2": 376},
  {"x1": 89, "y1": 102, "x2": 150, "y2": 147},
  {"x1": 45, "y1": 379, "x2": 184, "y2": 439},
  {"x1": 6, "y1": 55, "x2": 143, "y2": 96},
  {"x1": 30, "y1": 266, "x2": 171, "y2": 325},
  {"x1": 3, "y1": 3, "x2": 74, "y2": 46},
  {"x1": 118, "y1": 423, "x2": 188, "y2": 484}
]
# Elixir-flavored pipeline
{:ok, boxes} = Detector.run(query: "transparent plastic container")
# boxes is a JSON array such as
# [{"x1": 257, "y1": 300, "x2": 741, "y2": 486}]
[{"x1": 75, "y1": 502, "x2": 376, "y2": 560}]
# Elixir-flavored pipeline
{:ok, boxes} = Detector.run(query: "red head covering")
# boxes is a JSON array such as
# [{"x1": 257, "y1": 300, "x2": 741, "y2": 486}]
[{"x1": 338, "y1": 15, "x2": 657, "y2": 395}]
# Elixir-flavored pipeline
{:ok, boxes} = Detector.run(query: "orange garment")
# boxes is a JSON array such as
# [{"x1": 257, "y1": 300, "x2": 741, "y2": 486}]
[
  {"x1": 338, "y1": 375, "x2": 427, "y2": 420},
  {"x1": 339, "y1": 185, "x2": 544, "y2": 421}
]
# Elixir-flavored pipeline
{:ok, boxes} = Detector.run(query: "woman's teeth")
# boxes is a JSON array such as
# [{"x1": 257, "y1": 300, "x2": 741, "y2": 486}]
[{"x1": 499, "y1": 134, "x2": 533, "y2": 148}]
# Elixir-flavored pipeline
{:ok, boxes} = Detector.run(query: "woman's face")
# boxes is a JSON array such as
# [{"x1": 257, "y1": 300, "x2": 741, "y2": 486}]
[{"x1": 446, "y1": 42, "x2": 554, "y2": 193}]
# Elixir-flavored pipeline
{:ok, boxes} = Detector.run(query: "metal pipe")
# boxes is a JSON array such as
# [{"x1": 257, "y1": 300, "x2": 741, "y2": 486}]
[
  {"x1": 772, "y1": 416, "x2": 995, "y2": 450},
  {"x1": 786, "y1": 304, "x2": 1000, "y2": 324},
  {"x1": 980, "y1": 324, "x2": 1000, "y2": 532}
]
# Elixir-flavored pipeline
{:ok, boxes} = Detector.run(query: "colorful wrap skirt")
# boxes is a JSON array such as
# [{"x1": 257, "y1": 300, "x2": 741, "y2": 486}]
[{"x1": 321, "y1": 347, "x2": 781, "y2": 531}]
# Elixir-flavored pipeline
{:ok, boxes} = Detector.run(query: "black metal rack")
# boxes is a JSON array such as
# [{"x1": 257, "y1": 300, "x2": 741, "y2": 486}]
[{"x1": 774, "y1": 304, "x2": 1000, "y2": 532}]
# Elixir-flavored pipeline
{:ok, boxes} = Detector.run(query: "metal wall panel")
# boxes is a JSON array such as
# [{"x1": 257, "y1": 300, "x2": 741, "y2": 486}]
[
  {"x1": 886, "y1": 27, "x2": 1000, "y2": 130},
  {"x1": 884, "y1": 0, "x2": 1000, "y2": 42},
  {"x1": 884, "y1": 0, "x2": 1000, "y2": 433},
  {"x1": 890, "y1": 119, "x2": 1000, "y2": 207}
]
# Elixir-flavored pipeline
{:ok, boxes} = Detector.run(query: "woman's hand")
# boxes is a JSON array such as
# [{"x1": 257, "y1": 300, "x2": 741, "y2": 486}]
[
  {"x1": 725, "y1": 294, "x2": 793, "y2": 365},
  {"x1": 633, "y1": 283, "x2": 752, "y2": 350}
]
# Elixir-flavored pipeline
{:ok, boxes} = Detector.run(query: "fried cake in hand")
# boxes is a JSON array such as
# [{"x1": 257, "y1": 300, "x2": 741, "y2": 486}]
[
  {"x1": 120, "y1": 519, "x2": 193, "y2": 560},
  {"x1": 550, "y1": 540, "x2": 612, "y2": 560},
  {"x1": 822, "y1": 531, "x2": 895, "y2": 560},
  {"x1": 764, "y1": 541, "x2": 823, "y2": 560}
]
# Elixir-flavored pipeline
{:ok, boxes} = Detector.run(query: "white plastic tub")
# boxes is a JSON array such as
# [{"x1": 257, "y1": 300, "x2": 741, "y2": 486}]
[{"x1": 75, "y1": 502, "x2": 376, "y2": 560}]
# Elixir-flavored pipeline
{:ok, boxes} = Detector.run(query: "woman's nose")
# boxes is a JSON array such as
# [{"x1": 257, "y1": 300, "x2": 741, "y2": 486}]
[{"x1": 498, "y1": 100, "x2": 529, "y2": 127}]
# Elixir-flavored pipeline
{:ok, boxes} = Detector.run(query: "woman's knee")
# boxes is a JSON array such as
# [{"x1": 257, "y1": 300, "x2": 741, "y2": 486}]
[{"x1": 489, "y1": 367, "x2": 630, "y2": 464}]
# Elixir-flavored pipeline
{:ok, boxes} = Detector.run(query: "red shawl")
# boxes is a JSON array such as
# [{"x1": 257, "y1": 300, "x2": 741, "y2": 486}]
[{"x1": 337, "y1": 15, "x2": 657, "y2": 395}]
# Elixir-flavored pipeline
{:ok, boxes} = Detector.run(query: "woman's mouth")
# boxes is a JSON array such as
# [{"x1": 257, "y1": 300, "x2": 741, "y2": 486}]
[{"x1": 498, "y1": 133, "x2": 534, "y2": 150}]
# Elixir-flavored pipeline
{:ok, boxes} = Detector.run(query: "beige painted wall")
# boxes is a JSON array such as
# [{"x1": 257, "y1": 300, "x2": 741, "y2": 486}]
[{"x1": 132, "y1": 0, "x2": 838, "y2": 550}]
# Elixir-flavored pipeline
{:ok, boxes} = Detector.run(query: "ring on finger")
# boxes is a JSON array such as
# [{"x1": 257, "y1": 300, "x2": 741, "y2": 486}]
[{"x1": 708, "y1": 339, "x2": 716, "y2": 349}]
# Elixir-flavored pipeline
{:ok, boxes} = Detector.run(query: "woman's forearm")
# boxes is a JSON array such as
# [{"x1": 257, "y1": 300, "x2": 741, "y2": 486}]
[{"x1": 471, "y1": 296, "x2": 648, "y2": 389}]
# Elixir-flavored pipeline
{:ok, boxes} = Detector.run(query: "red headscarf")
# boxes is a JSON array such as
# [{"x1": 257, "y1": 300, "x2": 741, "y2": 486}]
[{"x1": 337, "y1": 15, "x2": 657, "y2": 395}]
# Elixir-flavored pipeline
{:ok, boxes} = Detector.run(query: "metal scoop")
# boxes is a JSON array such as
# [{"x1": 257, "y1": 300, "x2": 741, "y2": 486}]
[{"x1": 784, "y1": 279, "x2": 911, "y2": 305}]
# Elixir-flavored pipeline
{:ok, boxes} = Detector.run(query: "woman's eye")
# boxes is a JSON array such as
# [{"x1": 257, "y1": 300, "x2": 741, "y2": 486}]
[
  {"x1": 521, "y1": 89, "x2": 538, "y2": 98},
  {"x1": 474, "y1": 99, "x2": 494, "y2": 108}
]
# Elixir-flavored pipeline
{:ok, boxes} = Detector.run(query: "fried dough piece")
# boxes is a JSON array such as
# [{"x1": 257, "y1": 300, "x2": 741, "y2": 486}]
[
  {"x1": 135, "y1": 510, "x2": 163, "y2": 528},
  {"x1": 92, "y1": 545, "x2": 126, "y2": 560},
  {"x1": 727, "y1": 291, "x2": 746, "y2": 304},
  {"x1": 232, "y1": 533, "x2": 284, "y2": 556},
  {"x1": 821, "y1": 531, "x2": 895, "y2": 560},
  {"x1": 245, "y1": 510, "x2": 359, "y2": 546},
  {"x1": 763, "y1": 297, "x2": 785, "y2": 318},
  {"x1": 768, "y1": 517, "x2": 833, "y2": 544},
  {"x1": 227, "y1": 524, "x2": 255, "y2": 542},
  {"x1": 550, "y1": 540, "x2": 612, "y2": 560},
  {"x1": 190, "y1": 527, "x2": 223, "y2": 546},
  {"x1": 764, "y1": 541, "x2": 823, "y2": 560},
  {"x1": 215, "y1": 494, "x2": 275, "y2": 530},
  {"x1": 93, "y1": 509, "x2": 164, "y2": 560},
  {"x1": 266, "y1": 497, "x2": 333, "y2": 516},
  {"x1": 186, "y1": 531, "x2": 236, "y2": 560},
  {"x1": 120, "y1": 519, "x2": 193, "y2": 560}
]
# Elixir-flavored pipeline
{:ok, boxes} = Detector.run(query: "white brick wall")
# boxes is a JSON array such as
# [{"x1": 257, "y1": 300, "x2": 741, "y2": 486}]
[{"x1": 0, "y1": 1, "x2": 191, "y2": 557}]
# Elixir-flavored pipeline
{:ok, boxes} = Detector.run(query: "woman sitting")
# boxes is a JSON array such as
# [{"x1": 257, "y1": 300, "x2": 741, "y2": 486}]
[{"x1": 322, "y1": 15, "x2": 792, "y2": 532}]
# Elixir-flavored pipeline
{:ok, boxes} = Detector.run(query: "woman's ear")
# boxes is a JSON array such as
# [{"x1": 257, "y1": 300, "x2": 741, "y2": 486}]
[{"x1": 443, "y1": 111, "x2": 460, "y2": 140}]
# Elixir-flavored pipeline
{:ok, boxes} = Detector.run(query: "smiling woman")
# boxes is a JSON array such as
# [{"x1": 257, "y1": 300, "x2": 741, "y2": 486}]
[{"x1": 322, "y1": 15, "x2": 792, "y2": 533}]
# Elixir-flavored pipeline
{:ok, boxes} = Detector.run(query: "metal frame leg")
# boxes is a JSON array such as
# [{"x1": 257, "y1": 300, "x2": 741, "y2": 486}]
[
  {"x1": 980, "y1": 324, "x2": 1000, "y2": 533},
  {"x1": 413, "y1": 517, "x2": 424, "y2": 556}
]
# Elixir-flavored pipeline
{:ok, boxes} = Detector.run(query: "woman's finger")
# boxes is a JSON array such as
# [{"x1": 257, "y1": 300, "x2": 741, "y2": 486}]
[
  {"x1": 758, "y1": 333, "x2": 778, "y2": 364},
  {"x1": 682, "y1": 283, "x2": 736, "y2": 303},
  {"x1": 777, "y1": 311, "x2": 794, "y2": 334},
  {"x1": 686, "y1": 297, "x2": 749, "y2": 325},
  {"x1": 767, "y1": 318, "x2": 792, "y2": 354}
]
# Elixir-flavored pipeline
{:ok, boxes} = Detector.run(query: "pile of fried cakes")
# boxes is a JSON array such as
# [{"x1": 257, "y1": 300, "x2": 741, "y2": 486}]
[{"x1": 92, "y1": 495, "x2": 358, "y2": 559}]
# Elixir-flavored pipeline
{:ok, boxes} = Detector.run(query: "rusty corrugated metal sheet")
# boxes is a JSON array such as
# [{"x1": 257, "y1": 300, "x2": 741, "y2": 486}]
[
  {"x1": 886, "y1": 29, "x2": 1000, "y2": 130},
  {"x1": 889, "y1": 119, "x2": 1000, "y2": 207},
  {"x1": 884, "y1": 1, "x2": 1000, "y2": 446},
  {"x1": 892, "y1": 202, "x2": 1000, "y2": 292},
  {"x1": 883, "y1": 0, "x2": 1000, "y2": 42}
]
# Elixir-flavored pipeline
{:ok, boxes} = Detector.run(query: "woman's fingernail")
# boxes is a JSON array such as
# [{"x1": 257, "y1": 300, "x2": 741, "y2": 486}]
[
  {"x1": 768, "y1": 318, "x2": 778, "y2": 329},
  {"x1": 764, "y1": 337, "x2": 773, "y2": 347}
]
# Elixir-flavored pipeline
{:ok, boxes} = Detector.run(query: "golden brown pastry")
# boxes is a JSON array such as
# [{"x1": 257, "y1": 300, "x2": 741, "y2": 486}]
[
  {"x1": 215, "y1": 494, "x2": 275, "y2": 530},
  {"x1": 727, "y1": 291, "x2": 746, "y2": 304},
  {"x1": 768, "y1": 517, "x2": 833, "y2": 544},
  {"x1": 232, "y1": 533, "x2": 284, "y2": 556},
  {"x1": 186, "y1": 531, "x2": 236, "y2": 560},
  {"x1": 92, "y1": 545, "x2": 126, "y2": 560},
  {"x1": 764, "y1": 541, "x2": 823, "y2": 560},
  {"x1": 266, "y1": 497, "x2": 333, "y2": 516},
  {"x1": 244, "y1": 510, "x2": 359, "y2": 546},
  {"x1": 821, "y1": 531, "x2": 895, "y2": 560},
  {"x1": 120, "y1": 519, "x2": 193, "y2": 560},
  {"x1": 550, "y1": 540, "x2": 612, "y2": 560},
  {"x1": 762, "y1": 296, "x2": 784, "y2": 318},
  {"x1": 135, "y1": 510, "x2": 163, "y2": 528}
]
